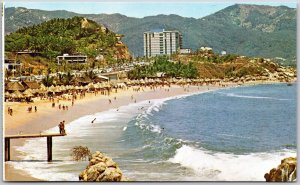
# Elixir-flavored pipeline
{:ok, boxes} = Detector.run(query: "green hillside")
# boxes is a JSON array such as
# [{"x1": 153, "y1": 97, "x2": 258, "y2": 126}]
[
  {"x1": 5, "y1": 16, "x2": 125, "y2": 60},
  {"x1": 5, "y1": 4, "x2": 296, "y2": 65}
]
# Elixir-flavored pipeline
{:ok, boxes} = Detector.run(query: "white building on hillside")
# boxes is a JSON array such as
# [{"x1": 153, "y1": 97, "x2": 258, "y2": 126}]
[
  {"x1": 144, "y1": 29, "x2": 182, "y2": 57},
  {"x1": 56, "y1": 54, "x2": 87, "y2": 65}
]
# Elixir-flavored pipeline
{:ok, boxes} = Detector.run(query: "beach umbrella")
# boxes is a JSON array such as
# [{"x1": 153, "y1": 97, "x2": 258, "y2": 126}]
[
  {"x1": 139, "y1": 79, "x2": 145, "y2": 84},
  {"x1": 56, "y1": 86, "x2": 62, "y2": 92},
  {"x1": 106, "y1": 82, "x2": 111, "y2": 88},
  {"x1": 48, "y1": 86, "x2": 55, "y2": 92},
  {"x1": 126, "y1": 81, "x2": 131, "y2": 85},
  {"x1": 23, "y1": 89, "x2": 34, "y2": 96},
  {"x1": 68, "y1": 85, "x2": 74, "y2": 90},
  {"x1": 23, "y1": 90, "x2": 34, "y2": 97},
  {"x1": 39, "y1": 84, "x2": 48, "y2": 91},
  {"x1": 23, "y1": 88, "x2": 33, "y2": 94},
  {"x1": 40, "y1": 84, "x2": 46, "y2": 89},
  {"x1": 176, "y1": 79, "x2": 184, "y2": 85},
  {"x1": 94, "y1": 82, "x2": 101, "y2": 89},
  {"x1": 59, "y1": 85, "x2": 66, "y2": 91},
  {"x1": 88, "y1": 83, "x2": 95, "y2": 89},
  {"x1": 11, "y1": 90, "x2": 24, "y2": 98},
  {"x1": 145, "y1": 78, "x2": 149, "y2": 84},
  {"x1": 6, "y1": 81, "x2": 25, "y2": 91},
  {"x1": 5, "y1": 91, "x2": 11, "y2": 98},
  {"x1": 110, "y1": 81, "x2": 118, "y2": 87},
  {"x1": 94, "y1": 83, "x2": 100, "y2": 89},
  {"x1": 36, "y1": 88, "x2": 47, "y2": 94}
]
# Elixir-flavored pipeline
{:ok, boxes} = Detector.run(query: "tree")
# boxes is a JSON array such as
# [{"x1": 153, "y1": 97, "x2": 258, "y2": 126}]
[{"x1": 42, "y1": 75, "x2": 54, "y2": 87}]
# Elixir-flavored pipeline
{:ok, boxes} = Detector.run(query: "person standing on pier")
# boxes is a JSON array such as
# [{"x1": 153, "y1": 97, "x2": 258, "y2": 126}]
[
  {"x1": 59, "y1": 121, "x2": 66, "y2": 134},
  {"x1": 59, "y1": 122, "x2": 63, "y2": 134}
]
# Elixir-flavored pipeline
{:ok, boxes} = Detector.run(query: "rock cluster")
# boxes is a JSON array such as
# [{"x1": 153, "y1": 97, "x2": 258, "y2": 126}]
[
  {"x1": 79, "y1": 151, "x2": 128, "y2": 181},
  {"x1": 264, "y1": 157, "x2": 297, "y2": 182}
]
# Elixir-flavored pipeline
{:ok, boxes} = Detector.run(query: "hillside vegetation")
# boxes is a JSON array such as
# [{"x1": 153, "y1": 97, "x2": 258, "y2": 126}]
[
  {"x1": 128, "y1": 51, "x2": 296, "y2": 81},
  {"x1": 5, "y1": 4, "x2": 296, "y2": 65},
  {"x1": 5, "y1": 16, "x2": 130, "y2": 62}
]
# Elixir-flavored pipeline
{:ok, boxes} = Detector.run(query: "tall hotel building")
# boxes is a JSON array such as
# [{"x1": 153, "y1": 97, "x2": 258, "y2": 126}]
[{"x1": 144, "y1": 29, "x2": 182, "y2": 57}]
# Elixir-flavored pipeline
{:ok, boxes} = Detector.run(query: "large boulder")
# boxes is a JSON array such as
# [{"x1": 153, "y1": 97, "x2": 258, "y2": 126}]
[
  {"x1": 79, "y1": 151, "x2": 128, "y2": 182},
  {"x1": 264, "y1": 157, "x2": 297, "y2": 182}
]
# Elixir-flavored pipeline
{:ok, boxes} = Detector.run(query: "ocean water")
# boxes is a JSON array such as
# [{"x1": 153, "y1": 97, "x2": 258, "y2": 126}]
[{"x1": 10, "y1": 83, "x2": 297, "y2": 181}]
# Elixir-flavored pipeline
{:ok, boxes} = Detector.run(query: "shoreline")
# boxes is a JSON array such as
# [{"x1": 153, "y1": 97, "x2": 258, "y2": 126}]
[{"x1": 4, "y1": 80, "x2": 293, "y2": 181}]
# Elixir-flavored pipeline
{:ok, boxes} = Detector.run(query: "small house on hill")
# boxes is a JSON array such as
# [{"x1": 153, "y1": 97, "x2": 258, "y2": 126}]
[
  {"x1": 4, "y1": 59, "x2": 22, "y2": 72},
  {"x1": 56, "y1": 54, "x2": 87, "y2": 65}
]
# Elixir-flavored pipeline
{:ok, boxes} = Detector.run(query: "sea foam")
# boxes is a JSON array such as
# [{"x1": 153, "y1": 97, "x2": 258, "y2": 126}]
[{"x1": 168, "y1": 145, "x2": 296, "y2": 181}]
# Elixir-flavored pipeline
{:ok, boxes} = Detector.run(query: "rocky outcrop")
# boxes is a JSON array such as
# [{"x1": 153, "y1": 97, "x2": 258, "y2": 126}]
[
  {"x1": 264, "y1": 157, "x2": 297, "y2": 182},
  {"x1": 79, "y1": 151, "x2": 129, "y2": 181}
]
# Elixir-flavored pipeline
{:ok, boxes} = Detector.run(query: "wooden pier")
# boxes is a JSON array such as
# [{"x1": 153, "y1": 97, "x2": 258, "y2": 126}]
[{"x1": 5, "y1": 133, "x2": 66, "y2": 162}]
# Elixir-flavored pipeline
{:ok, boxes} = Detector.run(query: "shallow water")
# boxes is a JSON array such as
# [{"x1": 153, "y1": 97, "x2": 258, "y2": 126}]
[{"x1": 10, "y1": 83, "x2": 297, "y2": 181}]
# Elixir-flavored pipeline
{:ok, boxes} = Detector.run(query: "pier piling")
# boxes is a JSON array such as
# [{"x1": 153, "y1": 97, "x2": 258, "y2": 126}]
[{"x1": 4, "y1": 133, "x2": 65, "y2": 162}]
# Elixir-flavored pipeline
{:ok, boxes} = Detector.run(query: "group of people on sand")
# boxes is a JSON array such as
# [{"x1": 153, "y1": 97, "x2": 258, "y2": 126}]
[
  {"x1": 50, "y1": 93, "x2": 79, "y2": 111},
  {"x1": 27, "y1": 106, "x2": 37, "y2": 113},
  {"x1": 7, "y1": 107, "x2": 13, "y2": 116},
  {"x1": 58, "y1": 104, "x2": 69, "y2": 111},
  {"x1": 58, "y1": 120, "x2": 66, "y2": 134}
]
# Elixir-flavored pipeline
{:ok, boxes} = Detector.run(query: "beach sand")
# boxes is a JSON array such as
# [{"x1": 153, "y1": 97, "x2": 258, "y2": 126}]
[
  {"x1": 4, "y1": 84, "x2": 223, "y2": 181},
  {"x1": 4, "y1": 80, "x2": 287, "y2": 181}
]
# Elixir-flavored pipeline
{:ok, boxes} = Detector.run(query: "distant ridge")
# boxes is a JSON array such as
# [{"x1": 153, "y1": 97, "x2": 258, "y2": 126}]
[{"x1": 5, "y1": 4, "x2": 296, "y2": 65}]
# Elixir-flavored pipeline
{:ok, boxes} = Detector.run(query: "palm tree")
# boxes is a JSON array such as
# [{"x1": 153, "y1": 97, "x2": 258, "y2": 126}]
[
  {"x1": 42, "y1": 75, "x2": 54, "y2": 87},
  {"x1": 85, "y1": 70, "x2": 96, "y2": 80},
  {"x1": 63, "y1": 72, "x2": 74, "y2": 85}
]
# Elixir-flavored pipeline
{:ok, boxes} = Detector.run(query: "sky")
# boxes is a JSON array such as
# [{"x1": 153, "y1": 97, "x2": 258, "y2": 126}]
[{"x1": 5, "y1": 1, "x2": 297, "y2": 19}]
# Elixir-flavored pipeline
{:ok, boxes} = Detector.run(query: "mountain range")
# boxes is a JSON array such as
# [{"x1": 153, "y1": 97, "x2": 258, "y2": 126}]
[{"x1": 5, "y1": 4, "x2": 296, "y2": 65}]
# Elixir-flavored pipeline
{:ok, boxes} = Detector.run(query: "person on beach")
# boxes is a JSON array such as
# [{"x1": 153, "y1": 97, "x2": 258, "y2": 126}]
[
  {"x1": 52, "y1": 102, "x2": 55, "y2": 108},
  {"x1": 66, "y1": 106, "x2": 68, "y2": 111},
  {"x1": 61, "y1": 120, "x2": 66, "y2": 134},
  {"x1": 109, "y1": 99, "x2": 112, "y2": 104},
  {"x1": 59, "y1": 122, "x2": 63, "y2": 134},
  {"x1": 59, "y1": 104, "x2": 61, "y2": 109},
  {"x1": 8, "y1": 107, "x2": 13, "y2": 116},
  {"x1": 35, "y1": 106, "x2": 37, "y2": 112},
  {"x1": 72, "y1": 100, "x2": 74, "y2": 106}
]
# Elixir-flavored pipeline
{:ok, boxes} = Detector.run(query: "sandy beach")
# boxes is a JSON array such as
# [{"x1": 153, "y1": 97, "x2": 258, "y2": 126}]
[
  {"x1": 4, "y1": 84, "x2": 223, "y2": 181},
  {"x1": 4, "y1": 80, "x2": 291, "y2": 181}
]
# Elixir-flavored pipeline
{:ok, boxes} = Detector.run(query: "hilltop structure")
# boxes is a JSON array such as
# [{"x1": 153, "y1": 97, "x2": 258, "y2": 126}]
[
  {"x1": 143, "y1": 29, "x2": 182, "y2": 57},
  {"x1": 56, "y1": 54, "x2": 87, "y2": 65}
]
